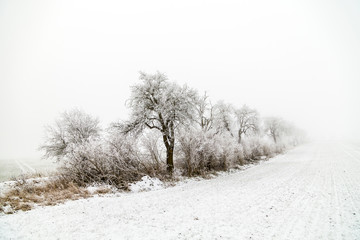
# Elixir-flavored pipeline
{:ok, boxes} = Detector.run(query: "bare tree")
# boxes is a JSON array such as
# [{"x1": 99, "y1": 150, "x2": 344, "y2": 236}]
[
  {"x1": 264, "y1": 117, "x2": 284, "y2": 143},
  {"x1": 40, "y1": 109, "x2": 101, "y2": 161},
  {"x1": 194, "y1": 92, "x2": 214, "y2": 132},
  {"x1": 234, "y1": 105, "x2": 259, "y2": 144},
  {"x1": 119, "y1": 72, "x2": 197, "y2": 173},
  {"x1": 212, "y1": 101, "x2": 235, "y2": 137}
]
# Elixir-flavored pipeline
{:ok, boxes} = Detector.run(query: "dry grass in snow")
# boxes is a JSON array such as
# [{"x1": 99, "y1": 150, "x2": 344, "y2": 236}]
[{"x1": 0, "y1": 177, "x2": 112, "y2": 214}]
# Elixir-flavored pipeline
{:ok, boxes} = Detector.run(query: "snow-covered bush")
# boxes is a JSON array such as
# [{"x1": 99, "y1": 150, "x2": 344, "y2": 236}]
[
  {"x1": 56, "y1": 131, "x2": 146, "y2": 189},
  {"x1": 59, "y1": 141, "x2": 130, "y2": 189},
  {"x1": 240, "y1": 136, "x2": 288, "y2": 160},
  {"x1": 177, "y1": 129, "x2": 243, "y2": 176},
  {"x1": 241, "y1": 137, "x2": 269, "y2": 160},
  {"x1": 57, "y1": 127, "x2": 170, "y2": 189}
]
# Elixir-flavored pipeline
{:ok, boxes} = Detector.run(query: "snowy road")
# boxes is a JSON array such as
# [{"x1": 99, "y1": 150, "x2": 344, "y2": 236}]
[{"x1": 1, "y1": 141, "x2": 360, "y2": 239}]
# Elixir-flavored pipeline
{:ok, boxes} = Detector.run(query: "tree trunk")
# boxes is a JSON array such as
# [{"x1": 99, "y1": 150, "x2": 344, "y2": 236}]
[
  {"x1": 166, "y1": 145, "x2": 174, "y2": 173},
  {"x1": 272, "y1": 134, "x2": 277, "y2": 143},
  {"x1": 238, "y1": 130, "x2": 242, "y2": 144}
]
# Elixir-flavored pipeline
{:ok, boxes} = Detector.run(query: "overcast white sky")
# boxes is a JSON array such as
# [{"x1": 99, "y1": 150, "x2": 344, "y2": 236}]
[{"x1": 0, "y1": 0, "x2": 359, "y2": 159}]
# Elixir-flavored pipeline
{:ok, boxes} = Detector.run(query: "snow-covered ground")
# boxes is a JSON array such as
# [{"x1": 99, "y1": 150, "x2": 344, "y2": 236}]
[{"x1": 1, "y1": 141, "x2": 360, "y2": 239}]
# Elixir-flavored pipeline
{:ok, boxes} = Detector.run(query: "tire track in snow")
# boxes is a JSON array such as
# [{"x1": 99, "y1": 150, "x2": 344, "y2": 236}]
[
  {"x1": 338, "y1": 144, "x2": 360, "y2": 237},
  {"x1": 264, "y1": 143, "x2": 360, "y2": 240},
  {"x1": 15, "y1": 159, "x2": 36, "y2": 174},
  {"x1": 21, "y1": 161, "x2": 36, "y2": 173},
  {"x1": 270, "y1": 146, "x2": 322, "y2": 239},
  {"x1": 14, "y1": 159, "x2": 27, "y2": 173}
]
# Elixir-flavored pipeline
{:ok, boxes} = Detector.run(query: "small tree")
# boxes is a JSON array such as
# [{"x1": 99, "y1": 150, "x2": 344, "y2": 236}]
[
  {"x1": 40, "y1": 109, "x2": 101, "y2": 161},
  {"x1": 212, "y1": 101, "x2": 235, "y2": 137},
  {"x1": 264, "y1": 117, "x2": 284, "y2": 143},
  {"x1": 234, "y1": 105, "x2": 259, "y2": 144},
  {"x1": 194, "y1": 92, "x2": 214, "y2": 132},
  {"x1": 120, "y1": 72, "x2": 197, "y2": 173}
]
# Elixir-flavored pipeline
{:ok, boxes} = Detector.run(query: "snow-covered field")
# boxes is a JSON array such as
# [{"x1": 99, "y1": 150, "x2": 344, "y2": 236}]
[
  {"x1": 1, "y1": 141, "x2": 359, "y2": 239},
  {"x1": 0, "y1": 158, "x2": 56, "y2": 182}
]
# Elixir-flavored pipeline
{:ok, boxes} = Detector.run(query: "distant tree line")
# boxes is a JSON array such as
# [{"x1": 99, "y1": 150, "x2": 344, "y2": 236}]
[{"x1": 40, "y1": 72, "x2": 306, "y2": 188}]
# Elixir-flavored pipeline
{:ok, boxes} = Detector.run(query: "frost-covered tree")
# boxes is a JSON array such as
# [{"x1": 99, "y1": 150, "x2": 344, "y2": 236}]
[
  {"x1": 194, "y1": 92, "x2": 214, "y2": 132},
  {"x1": 120, "y1": 72, "x2": 197, "y2": 173},
  {"x1": 264, "y1": 117, "x2": 284, "y2": 143},
  {"x1": 40, "y1": 109, "x2": 101, "y2": 161},
  {"x1": 212, "y1": 101, "x2": 235, "y2": 137},
  {"x1": 234, "y1": 105, "x2": 259, "y2": 144}
]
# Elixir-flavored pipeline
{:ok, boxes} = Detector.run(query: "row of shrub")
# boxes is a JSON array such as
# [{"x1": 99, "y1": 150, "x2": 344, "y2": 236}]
[
  {"x1": 44, "y1": 123, "x2": 297, "y2": 190},
  {"x1": 177, "y1": 130, "x2": 290, "y2": 177}
]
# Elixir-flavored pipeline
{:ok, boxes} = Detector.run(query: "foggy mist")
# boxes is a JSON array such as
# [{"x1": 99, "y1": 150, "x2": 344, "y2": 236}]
[{"x1": 1, "y1": 0, "x2": 359, "y2": 159}]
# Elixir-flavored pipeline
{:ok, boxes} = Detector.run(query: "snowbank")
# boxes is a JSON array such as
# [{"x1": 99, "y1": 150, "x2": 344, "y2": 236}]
[{"x1": 129, "y1": 176, "x2": 164, "y2": 192}]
